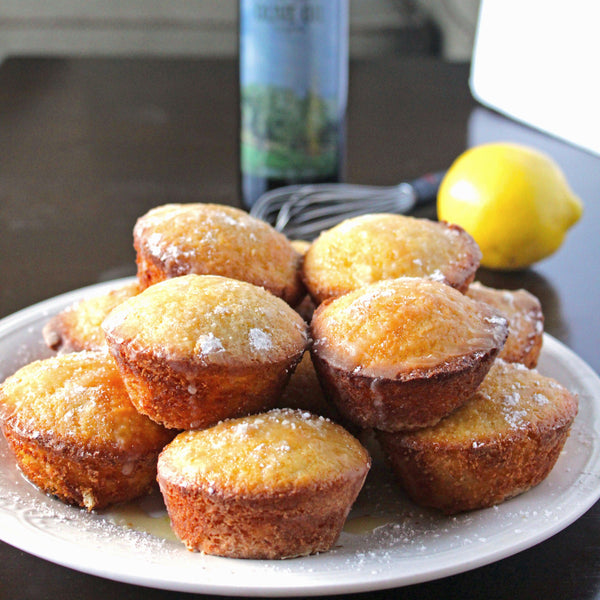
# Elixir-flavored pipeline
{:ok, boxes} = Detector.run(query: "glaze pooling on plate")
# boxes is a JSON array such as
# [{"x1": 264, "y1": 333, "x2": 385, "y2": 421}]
[{"x1": 0, "y1": 279, "x2": 599, "y2": 596}]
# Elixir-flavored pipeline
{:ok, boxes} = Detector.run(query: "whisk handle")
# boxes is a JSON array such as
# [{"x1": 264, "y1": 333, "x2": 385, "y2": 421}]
[{"x1": 408, "y1": 171, "x2": 446, "y2": 205}]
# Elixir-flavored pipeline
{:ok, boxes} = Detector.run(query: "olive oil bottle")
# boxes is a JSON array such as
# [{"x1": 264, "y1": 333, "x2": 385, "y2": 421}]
[{"x1": 239, "y1": 0, "x2": 349, "y2": 209}]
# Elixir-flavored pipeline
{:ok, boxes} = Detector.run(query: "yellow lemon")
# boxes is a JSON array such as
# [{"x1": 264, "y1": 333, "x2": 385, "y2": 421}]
[{"x1": 437, "y1": 142, "x2": 583, "y2": 270}]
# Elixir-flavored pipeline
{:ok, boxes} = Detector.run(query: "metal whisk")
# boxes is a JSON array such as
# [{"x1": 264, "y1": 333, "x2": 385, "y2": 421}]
[{"x1": 249, "y1": 171, "x2": 445, "y2": 240}]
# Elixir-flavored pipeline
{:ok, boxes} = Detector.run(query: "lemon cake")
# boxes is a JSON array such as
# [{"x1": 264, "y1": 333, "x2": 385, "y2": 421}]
[
  {"x1": 102, "y1": 274, "x2": 308, "y2": 430},
  {"x1": 157, "y1": 409, "x2": 371, "y2": 558},
  {"x1": 310, "y1": 277, "x2": 508, "y2": 431},
  {"x1": 133, "y1": 203, "x2": 304, "y2": 306},
  {"x1": 43, "y1": 281, "x2": 139, "y2": 353},
  {"x1": 377, "y1": 359, "x2": 578, "y2": 513},
  {"x1": 466, "y1": 281, "x2": 544, "y2": 367},
  {"x1": 0, "y1": 351, "x2": 175, "y2": 510},
  {"x1": 302, "y1": 213, "x2": 482, "y2": 303}
]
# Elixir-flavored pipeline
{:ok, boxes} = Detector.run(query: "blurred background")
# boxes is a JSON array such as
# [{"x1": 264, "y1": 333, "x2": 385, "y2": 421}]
[{"x1": 0, "y1": 0, "x2": 480, "y2": 63}]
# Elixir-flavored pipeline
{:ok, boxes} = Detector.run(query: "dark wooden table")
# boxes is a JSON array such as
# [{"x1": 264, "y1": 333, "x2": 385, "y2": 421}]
[{"x1": 1, "y1": 56, "x2": 599, "y2": 599}]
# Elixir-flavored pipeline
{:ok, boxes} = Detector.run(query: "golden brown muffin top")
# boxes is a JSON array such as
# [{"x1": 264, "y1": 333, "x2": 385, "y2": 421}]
[
  {"x1": 402, "y1": 359, "x2": 578, "y2": 443},
  {"x1": 0, "y1": 351, "x2": 173, "y2": 454},
  {"x1": 102, "y1": 274, "x2": 308, "y2": 366},
  {"x1": 466, "y1": 281, "x2": 544, "y2": 366},
  {"x1": 158, "y1": 408, "x2": 370, "y2": 495},
  {"x1": 134, "y1": 203, "x2": 303, "y2": 305},
  {"x1": 303, "y1": 213, "x2": 482, "y2": 302},
  {"x1": 43, "y1": 281, "x2": 139, "y2": 352},
  {"x1": 311, "y1": 277, "x2": 508, "y2": 379}
]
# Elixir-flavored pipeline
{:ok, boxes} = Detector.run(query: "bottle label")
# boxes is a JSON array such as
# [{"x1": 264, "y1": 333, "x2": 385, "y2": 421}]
[{"x1": 240, "y1": 0, "x2": 348, "y2": 180}]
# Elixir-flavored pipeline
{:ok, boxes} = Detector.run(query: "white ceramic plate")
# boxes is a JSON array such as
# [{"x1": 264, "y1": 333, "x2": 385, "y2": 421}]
[{"x1": 1, "y1": 279, "x2": 600, "y2": 597}]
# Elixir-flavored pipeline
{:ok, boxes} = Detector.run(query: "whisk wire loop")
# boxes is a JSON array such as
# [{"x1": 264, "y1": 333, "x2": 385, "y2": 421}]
[{"x1": 249, "y1": 172, "x2": 444, "y2": 240}]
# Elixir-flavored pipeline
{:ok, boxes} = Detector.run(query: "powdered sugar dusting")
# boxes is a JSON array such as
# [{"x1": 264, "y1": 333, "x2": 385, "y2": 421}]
[
  {"x1": 198, "y1": 333, "x2": 224, "y2": 355},
  {"x1": 218, "y1": 210, "x2": 242, "y2": 227},
  {"x1": 146, "y1": 231, "x2": 164, "y2": 253},
  {"x1": 500, "y1": 391, "x2": 529, "y2": 429},
  {"x1": 248, "y1": 328, "x2": 272, "y2": 351},
  {"x1": 533, "y1": 392, "x2": 550, "y2": 405},
  {"x1": 428, "y1": 269, "x2": 446, "y2": 282}
]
